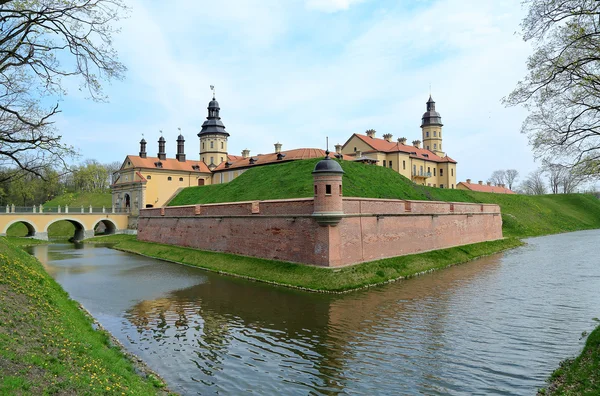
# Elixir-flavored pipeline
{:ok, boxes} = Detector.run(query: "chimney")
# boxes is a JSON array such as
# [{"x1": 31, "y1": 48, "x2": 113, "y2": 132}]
[
  {"x1": 487, "y1": 182, "x2": 491, "y2": 186},
  {"x1": 466, "y1": 179, "x2": 471, "y2": 184},
  {"x1": 176, "y1": 134, "x2": 186, "y2": 162},
  {"x1": 241, "y1": 149, "x2": 250, "y2": 159},
  {"x1": 139, "y1": 138, "x2": 147, "y2": 159},
  {"x1": 157, "y1": 136, "x2": 166, "y2": 160},
  {"x1": 366, "y1": 129, "x2": 376, "y2": 138},
  {"x1": 412, "y1": 140, "x2": 421, "y2": 149},
  {"x1": 335, "y1": 144, "x2": 342, "y2": 154},
  {"x1": 274, "y1": 142, "x2": 282, "y2": 154},
  {"x1": 398, "y1": 137, "x2": 407, "y2": 145},
  {"x1": 478, "y1": 180, "x2": 483, "y2": 185},
  {"x1": 383, "y1": 133, "x2": 393, "y2": 142}
]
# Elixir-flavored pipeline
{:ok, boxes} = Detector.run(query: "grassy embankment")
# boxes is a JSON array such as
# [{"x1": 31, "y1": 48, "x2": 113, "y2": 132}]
[
  {"x1": 0, "y1": 237, "x2": 165, "y2": 394},
  {"x1": 89, "y1": 158, "x2": 600, "y2": 293},
  {"x1": 6, "y1": 192, "x2": 112, "y2": 239},
  {"x1": 540, "y1": 323, "x2": 600, "y2": 395}
]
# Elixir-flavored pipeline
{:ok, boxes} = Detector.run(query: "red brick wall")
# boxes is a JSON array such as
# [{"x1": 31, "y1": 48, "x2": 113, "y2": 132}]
[{"x1": 138, "y1": 198, "x2": 503, "y2": 267}]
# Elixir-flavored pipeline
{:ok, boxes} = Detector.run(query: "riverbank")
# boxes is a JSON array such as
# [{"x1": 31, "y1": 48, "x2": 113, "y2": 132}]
[
  {"x1": 541, "y1": 323, "x2": 600, "y2": 395},
  {"x1": 86, "y1": 234, "x2": 523, "y2": 293},
  {"x1": 0, "y1": 237, "x2": 168, "y2": 394}
]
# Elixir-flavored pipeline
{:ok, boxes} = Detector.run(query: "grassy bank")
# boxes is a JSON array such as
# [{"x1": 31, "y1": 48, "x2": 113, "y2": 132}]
[
  {"x1": 169, "y1": 159, "x2": 600, "y2": 239},
  {"x1": 44, "y1": 191, "x2": 112, "y2": 208},
  {"x1": 0, "y1": 237, "x2": 165, "y2": 394},
  {"x1": 88, "y1": 234, "x2": 523, "y2": 293},
  {"x1": 541, "y1": 324, "x2": 600, "y2": 395}
]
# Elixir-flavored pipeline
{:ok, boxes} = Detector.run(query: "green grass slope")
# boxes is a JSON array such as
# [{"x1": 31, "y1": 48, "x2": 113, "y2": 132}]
[
  {"x1": 169, "y1": 158, "x2": 600, "y2": 238},
  {"x1": 0, "y1": 237, "x2": 164, "y2": 394},
  {"x1": 44, "y1": 191, "x2": 112, "y2": 208}
]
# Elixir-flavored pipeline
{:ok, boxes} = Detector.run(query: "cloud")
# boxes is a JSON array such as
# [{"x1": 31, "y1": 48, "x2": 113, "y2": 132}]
[{"x1": 305, "y1": 0, "x2": 364, "y2": 12}]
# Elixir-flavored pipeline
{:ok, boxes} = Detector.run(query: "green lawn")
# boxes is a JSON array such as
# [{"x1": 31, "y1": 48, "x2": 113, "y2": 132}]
[
  {"x1": 0, "y1": 237, "x2": 165, "y2": 394},
  {"x1": 44, "y1": 192, "x2": 112, "y2": 209},
  {"x1": 89, "y1": 234, "x2": 523, "y2": 293},
  {"x1": 169, "y1": 158, "x2": 600, "y2": 239}
]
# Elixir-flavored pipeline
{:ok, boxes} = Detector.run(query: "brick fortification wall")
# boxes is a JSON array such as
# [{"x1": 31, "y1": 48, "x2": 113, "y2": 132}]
[{"x1": 138, "y1": 197, "x2": 503, "y2": 267}]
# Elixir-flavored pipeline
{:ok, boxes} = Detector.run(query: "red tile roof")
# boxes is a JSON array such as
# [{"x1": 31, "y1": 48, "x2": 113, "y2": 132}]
[
  {"x1": 126, "y1": 155, "x2": 212, "y2": 173},
  {"x1": 458, "y1": 182, "x2": 516, "y2": 194},
  {"x1": 348, "y1": 134, "x2": 457, "y2": 164},
  {"x1": 213, "y1": 148, "x2": 353, "y2": 171}
]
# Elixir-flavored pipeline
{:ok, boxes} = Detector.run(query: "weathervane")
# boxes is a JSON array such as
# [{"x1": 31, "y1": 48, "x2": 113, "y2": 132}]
[
  {"x1": 326, "y1": 136, "x2": 329, "y2": 156},
  {"x1": 159, "y1": 129, "x2": 163, "y2": 135},
  {"x1": 210, "y1": 85, "x2": 215, "y2": 100}
]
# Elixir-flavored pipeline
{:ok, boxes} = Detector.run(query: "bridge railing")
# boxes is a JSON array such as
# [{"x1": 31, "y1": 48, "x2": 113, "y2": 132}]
[{"x1": 1, "y1": 205, "x2": 131, "y2": 214}]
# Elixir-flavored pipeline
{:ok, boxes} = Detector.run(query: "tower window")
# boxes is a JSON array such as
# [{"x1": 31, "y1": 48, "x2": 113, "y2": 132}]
[
  {"x1": 202, "y1": 142, "x2": 205, "y2": 150},
  {"x1": 426, "y1": 132, "x2": 429, "y2": 137},
  {"x1": 427, "y1": 146, "x2": 430, "y2": 150},
  {"x1": 339, "y1": 185, "x2": 342, "y2": 195},
  {"x1": 440, "y1": 169, "x2": 444, "y2": 176},
  {"x1": 451, "y1": 169, "x2": 454, "y2": 176},
  {"x1": 221, "y1": 142, "x2": 224, "y2": 149},
  {"x1": 403, "y1": 160, "x2": 406, "y2": 170},
  {"x1": 221, "y1": 157, "x2": 224, "y2": 163},
  {"x1": 440, "y1": 132, "x2": 442, "y2": 138},
  {"x1": 210, "y1": 141, "x2": 214, "y2": 149},
  {"x1": 168, "y1": 177, "x2": 172, "y2": 181},
  {"x1": 314, "y1": 185, "x2": 318, "y2": 195},
  {"x1": 434, "y1": 168, "x2": 436, "y2": 176},
  {"x1": 326, "y1": 185, "x2": 332, "y2": 195},
  {"x1": 434, "y1": 131, "x2": 437, "y2": 137},
  {"x1": 210, "y1": 156, "x2": 214, "y2": 164},
  {"x1": 434, "y1": 143, "x2": 437, "y2": 149}
]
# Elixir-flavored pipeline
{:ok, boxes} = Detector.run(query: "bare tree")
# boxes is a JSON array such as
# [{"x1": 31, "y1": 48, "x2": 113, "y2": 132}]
[
  {"x1": 545, "y1": 164, "x2": 564, "y2": 194},
  {"x1": 520, "y1": 169, "x2": 547, "y2": 195},
  {"x1": 0, "y1": 0, "x2": 128, "y2": 181},
  {"x1": 504, "y1": 0, "x2": 600, "y2": 176},
  {"x1": 505, "y1": 169, "x2": 519, "y2": 190},
  {"x1": 488, "y1": 170, "x2": 507, "y2": 186}
]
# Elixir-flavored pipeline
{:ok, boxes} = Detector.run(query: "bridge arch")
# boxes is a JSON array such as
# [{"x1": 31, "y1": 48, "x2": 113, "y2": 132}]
[
  {"x1": 44, "y1": 218, "x2": 86, "y2": 241},
  {"x1": 93, "y1": 219, "x2": 117, "y2": 236},
  {"x1": 3, "y1": 220, "x2": 38, "y2": 237}
]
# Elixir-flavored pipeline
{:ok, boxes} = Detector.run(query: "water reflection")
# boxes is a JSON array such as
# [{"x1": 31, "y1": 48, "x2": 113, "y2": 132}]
[{"x1": 27, "y1": 230, "x2": 600, "y2": 395}]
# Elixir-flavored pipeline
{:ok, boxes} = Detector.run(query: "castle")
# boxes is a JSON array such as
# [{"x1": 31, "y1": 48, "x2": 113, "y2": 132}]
[{"x1": 111, "y1": 92, "x2": 458, "y2": 215}]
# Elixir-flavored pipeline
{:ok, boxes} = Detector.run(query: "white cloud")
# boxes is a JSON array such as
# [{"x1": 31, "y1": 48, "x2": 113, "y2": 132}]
[{"x1": 305, "y1": 0, "x2": 364, "y2": 12}]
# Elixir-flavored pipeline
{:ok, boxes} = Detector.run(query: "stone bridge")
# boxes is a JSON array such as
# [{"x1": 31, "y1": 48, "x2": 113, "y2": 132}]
[{"x1": 0, "y1": 206, "x2": 131, "y2": 240}]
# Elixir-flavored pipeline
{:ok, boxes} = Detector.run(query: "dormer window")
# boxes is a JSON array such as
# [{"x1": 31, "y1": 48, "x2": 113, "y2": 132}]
[
  {"x1": 192, "y1": 165, "x2": 200, "y2": 171},
  {"x1": 277, "y1": 153, "x2": 286, "y2": 160},
  {"x1": 225, "y1": 161, "x2": 233, "y2": 168},
  {"x1": 249, "y1": 157, "x2": 258, "y2": 165},
  {"x1": 154, "y1": 161, "x2": 163, "y2": 168}
]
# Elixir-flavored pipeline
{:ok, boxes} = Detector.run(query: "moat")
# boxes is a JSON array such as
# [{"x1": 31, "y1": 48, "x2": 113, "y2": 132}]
[{"x1": 27, "y1": 229, "x2": 600, "y2": 395}]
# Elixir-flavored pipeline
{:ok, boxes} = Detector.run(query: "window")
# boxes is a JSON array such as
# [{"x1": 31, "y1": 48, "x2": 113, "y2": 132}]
[
  {"x1": 420, "y1": 166, "x2": 423, "y2": 173},
  {"x1": 440, "y1": 144, "x2": 442, "y2": 150},
  {"x1": 210, "y1": 141, "x2": 214, "y2": 149},
  {"x1": 383, "y1": 160, "x2": 386, "y2": 167},
  {"x1": 440, "y1": 132, "x2": 442, "y2": 138},
  {"x1": 127, "y1": 161, "x2": 131, "y2": 166},
  {"x1": 202, "y1": 142, "x2": 205, "y2": 150},
  {"x1": 434, "y1": 143, "x2": 437, "y2": 149},
  {"x1": 125, "y1": 175, "x2": 128, "y2": 181},
  {"x1": 440, "y1": 184, "x2": 444, "y2": 188},
  {"x1": 426, "y1": 131, "x2": 429, "y2": 137},
  {"x1": 221, "y1": 157, "x2": 224, "y2": 163},
  {"x1": 403, "y1": 160, "x2": 406, "y2": 170},
  {"x1": 389, "y1": 161, "x2": 392, "y2": 168},
  {"x1": 168, "y1": 177, "x2": 172, "y2": 181},
  {"x1": 434, "y1": 131, "x2": 437, "y2": 137},
  {"x1": 427, "y1": 167, "x2": 430, "y2": 174},
  {"x1": 147, "y1": 175, "x2": 151, "y2": 180},
  {"x1": 440, "y1": 168, "x2": 444, "y2": 176},
  {"x1": 326, "y1": 185, "x2": 332, "y2": 195},
  {"x1": 427, "y1": 146, "x2": 430, "y2": 150},
  {"x1": 413, "y1": 164, "x2": 416, "y2": 174},
  {"x1": 339, "y1": 185, "x2": 342, "y2": 195},
  {"x1": 451, "y1": 169, "x2": 454, "y2": 176},
  {"x1": 434, "y1": 168, "x2": 436, "y2": 176},
  {"x1": 452, "y1": 184, "x2": 454, "y2": 189},
  {"x1": 354, "y1": 147, "x2": 357, "y2": 152},
  {"x1": 221, "y1": 142, "x2": 224, "y2": 149},
  {"x1": 179, "y1": 177, "x2": 183, "y2": 182},
  {"x1": 314, "y1": 185, "x2": 318, "y2": 195},
  {"x1": 210, "y1": 156, "x2": 214, "y2": 164}
]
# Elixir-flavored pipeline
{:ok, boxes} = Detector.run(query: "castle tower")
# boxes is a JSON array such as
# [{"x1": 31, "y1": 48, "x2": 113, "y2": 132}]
[
  {"x1": 312, "y1": 152, "x2": 344, "y2": 226},
  {"x1": 421, "y1": 95, "x2": 444, "y2": 156},
  {"x1": 198, "y1": 89, "x2": 229, "y2": 170},
  {"x1": 139, "y1": 138, "x2": 147, "y2": 158},
  {"x1": 157, "y1": 136, "x2": 166, "y2": 160}
]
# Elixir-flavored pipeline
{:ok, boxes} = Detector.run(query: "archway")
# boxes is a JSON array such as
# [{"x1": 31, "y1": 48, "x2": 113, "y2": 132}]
[
  {"x1": 93, "y1": 219, "x2": 117, "y2": 236},
  {"x1": 45, "y1": 219, "x2": 86, "y2": 242},
  {"x1": 5, "y1": 221, "x2": 36, "y2": 237}
]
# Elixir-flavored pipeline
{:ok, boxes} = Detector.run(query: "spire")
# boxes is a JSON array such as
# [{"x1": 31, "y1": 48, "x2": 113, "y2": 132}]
[
  {"x1": 198, "y1": 87, "x2": 230, "y2": 137},
  {"x1": 421, "y1": 95, "x2": 443, "y2": 127}
]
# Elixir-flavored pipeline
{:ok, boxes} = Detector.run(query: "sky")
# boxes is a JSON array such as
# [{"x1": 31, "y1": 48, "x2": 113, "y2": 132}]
[{"x1": 55, "y1": 0, "x2": 536, "y2": 183}]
